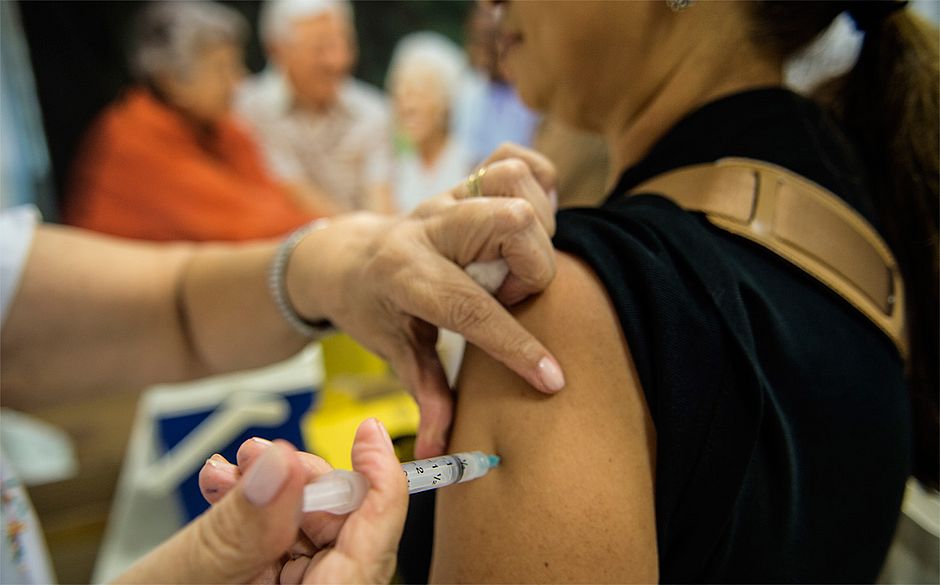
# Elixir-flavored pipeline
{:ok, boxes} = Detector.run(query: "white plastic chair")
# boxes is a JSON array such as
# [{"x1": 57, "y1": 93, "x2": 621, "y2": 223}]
[{"x1": 92, "y1": 345, "x2": 322, "y2": 583}]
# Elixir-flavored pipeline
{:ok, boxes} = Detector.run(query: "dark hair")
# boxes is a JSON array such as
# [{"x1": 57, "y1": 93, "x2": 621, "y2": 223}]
[
  {"x1": 752, "y1": 1, "x2": 939, "y2": 491},
  {"x1": 131, "y1": 1, "x2": 247, "y2": 82}
]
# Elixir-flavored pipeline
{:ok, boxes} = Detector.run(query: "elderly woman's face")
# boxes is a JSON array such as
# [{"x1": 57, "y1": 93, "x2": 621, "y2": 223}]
[
  {"x1": 496, "y1": 0, "x2": 667, "y2": 131},
  {"x1": 160, "y1": 42, "x2": 245, "y2": 125},
  {"x1": 392, "y1": 66, "x2": 449, "y2": 149}
]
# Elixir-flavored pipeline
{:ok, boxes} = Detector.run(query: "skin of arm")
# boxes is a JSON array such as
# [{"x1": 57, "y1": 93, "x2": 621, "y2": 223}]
[
  {"x1": 0, "y1": 225, "x2": 305, "y2": 411},
  {"x1": 430, "y1": 252, "x2": 658, "y2": 583}
]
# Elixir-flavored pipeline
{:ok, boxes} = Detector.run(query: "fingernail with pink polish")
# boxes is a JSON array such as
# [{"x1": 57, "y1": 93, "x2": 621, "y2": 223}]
[
  {"x1": 537, "y1": 356, "x2": 565, "y2": 393},
  {"x1": 205, "y1": 455, "x2": 225, "y2": 469},
  {"x1": 242, "y1": 445, "x2": 289, "y2": 507}
]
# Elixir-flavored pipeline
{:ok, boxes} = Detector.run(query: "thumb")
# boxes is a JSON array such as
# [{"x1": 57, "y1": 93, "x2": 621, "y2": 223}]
[
  {"x1": 116, "y1": 442, "x2": 306, "y2": 584},
  {"x1": 305, "y1": 418, "x2": 408, "y2": 584},
  {"x1": 387, "y1": 323, "x2": 454, "y2": 458}
]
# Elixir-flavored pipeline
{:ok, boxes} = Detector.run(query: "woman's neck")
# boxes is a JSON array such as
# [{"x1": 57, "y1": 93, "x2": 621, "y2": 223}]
[
  {"x1": 603, "y1": 46, "x2": 782, "y2": 185},
  {"x1": 146, "y1": 85, "x2": 217, "y2": 137}
]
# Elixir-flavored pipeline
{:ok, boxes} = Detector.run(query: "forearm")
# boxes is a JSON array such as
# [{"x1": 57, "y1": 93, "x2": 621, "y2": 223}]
[
  {"x1": 0, "y1": 225, "x2": 308, "y2": 410},
  {"x1": 178, "y1": 239, "x2": 309, "y2": 377}
]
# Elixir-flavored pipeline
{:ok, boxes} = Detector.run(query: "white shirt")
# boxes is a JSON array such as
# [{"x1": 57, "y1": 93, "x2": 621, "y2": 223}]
[
  {"x1": 0, "y1": 206, "x2": 37, "y2": 327},
  {"x1": 236, "y1": 69, "x2": 393, "y2": 212},
  {"x1": 393, "y1": 140, "x2": 473, "y2": 215},
  {"x1": 0, "y1": 206, "x2": 55, "y2": 585}
]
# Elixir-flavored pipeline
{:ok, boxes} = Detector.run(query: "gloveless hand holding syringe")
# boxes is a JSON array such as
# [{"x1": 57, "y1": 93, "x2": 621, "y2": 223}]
[{"x1": 304, "y1": 451, "x2": 500, "y2": 514}]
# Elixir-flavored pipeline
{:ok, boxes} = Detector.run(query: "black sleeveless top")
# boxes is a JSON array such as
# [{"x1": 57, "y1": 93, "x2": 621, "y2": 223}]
[{"x1": 552, "y1": 88, "x2": 911, "y2": 582}]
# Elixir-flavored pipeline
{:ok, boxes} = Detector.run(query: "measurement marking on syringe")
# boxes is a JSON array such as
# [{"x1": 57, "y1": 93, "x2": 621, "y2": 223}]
[{"x1": 306, "y1": 451, "x2": 500, "y2": 513}]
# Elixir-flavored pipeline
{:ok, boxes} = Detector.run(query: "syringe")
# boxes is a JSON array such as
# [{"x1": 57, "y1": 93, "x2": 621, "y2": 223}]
[{"x1": 303, "y1": 451, "x2": 500, "y2": 514}]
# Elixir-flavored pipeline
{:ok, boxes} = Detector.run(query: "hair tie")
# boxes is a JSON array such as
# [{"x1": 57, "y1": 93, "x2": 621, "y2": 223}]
[{"x1": 846, "y1": 0, "x2": 908, "y2": 33}]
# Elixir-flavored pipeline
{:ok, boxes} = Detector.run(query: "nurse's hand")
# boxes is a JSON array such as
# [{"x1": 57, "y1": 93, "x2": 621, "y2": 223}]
[
  {"x1": 114, "y1": 419, "x2": 406, "y2": 585},
  {"x1": 288, "y1": 145, "x2": 564, "y2": 457}
]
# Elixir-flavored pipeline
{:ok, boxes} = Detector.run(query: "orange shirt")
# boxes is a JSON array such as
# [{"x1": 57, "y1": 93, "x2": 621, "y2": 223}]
[{"x1": 65, "y1": 88, "x2": 318, "y2": 241}]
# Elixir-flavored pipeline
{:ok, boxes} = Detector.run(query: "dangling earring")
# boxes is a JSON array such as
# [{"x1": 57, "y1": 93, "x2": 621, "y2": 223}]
[{"x1": 667, "y1": 0, "x2": 694, "y2": 12}]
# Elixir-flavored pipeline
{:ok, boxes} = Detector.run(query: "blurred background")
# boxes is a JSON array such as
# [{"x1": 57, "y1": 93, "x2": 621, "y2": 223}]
[
  {"x1": 6, "y1": 2, "x2": 505, "y2": 582},
  {"x1": 2, "y1": 1, "x2": 938, "y2": 583},
  {"x1": 17, "y1": 1, "x2": 470, "y2": 218}
]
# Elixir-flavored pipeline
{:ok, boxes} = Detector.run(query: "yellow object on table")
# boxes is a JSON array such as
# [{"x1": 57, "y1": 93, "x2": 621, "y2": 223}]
[{"x1": 303, "y1": 333, "x2": 419, "y2": 469}]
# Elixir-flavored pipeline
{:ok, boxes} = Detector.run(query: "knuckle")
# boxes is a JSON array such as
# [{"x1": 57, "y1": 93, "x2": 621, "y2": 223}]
[
  {"x1": 498, "y1": 157, "x2": 530, "y2": 180},
  {"x1": 368, "y1": 237, "x2": 411, "y2": 282},
  {"x1": 448, "y1": 292, "x2": 496, "y2": 332},
  {"x1": 496, "y1": 141, "x2": 519, "y2": 156},
  {"x1": 523, "y1": 254, "x2": 555, "y2": 289},
  {"x1": 497, "y1": 199, "x2": 537, "y2": 231},
  {"x1": 502, "y1": 330, "x2": 536, "y2": 363}
]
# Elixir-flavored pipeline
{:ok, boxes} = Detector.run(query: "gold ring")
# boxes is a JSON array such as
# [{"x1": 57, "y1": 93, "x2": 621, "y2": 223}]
[{"x1": 465, "y1": 166, "x2": 487, "y2": 198}]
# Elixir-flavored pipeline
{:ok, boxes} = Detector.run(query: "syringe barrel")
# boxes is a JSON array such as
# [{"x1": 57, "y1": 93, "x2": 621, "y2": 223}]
[
  {"x1": 303, "y1": 450, "x2": 498, "y2": 513},
  {"x1": 402, "y1": 451, "x2": 493, "y2": 494}
]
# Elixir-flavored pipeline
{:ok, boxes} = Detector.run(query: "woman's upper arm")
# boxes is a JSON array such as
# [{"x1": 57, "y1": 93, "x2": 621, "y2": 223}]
[{"x1": 430, "y1": 251, "x2": 658, "y2": 583}]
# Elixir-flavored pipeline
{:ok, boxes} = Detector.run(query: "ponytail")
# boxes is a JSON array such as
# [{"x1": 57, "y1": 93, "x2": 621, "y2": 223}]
[
  {"x1": 839, "y1": 9, "x2": 939, "y2": 490},
  {"x1": 754, "y1": 2, "x2": 939, "y2": 490}
]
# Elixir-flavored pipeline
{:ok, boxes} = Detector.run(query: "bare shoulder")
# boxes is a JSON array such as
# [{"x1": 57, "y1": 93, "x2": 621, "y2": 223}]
[{"x1": 430, "y1": 252, "x2": 658, "y2": 583}]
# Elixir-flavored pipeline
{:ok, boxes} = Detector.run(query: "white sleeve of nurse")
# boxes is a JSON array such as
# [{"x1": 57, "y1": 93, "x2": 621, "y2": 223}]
[
  {"x1": 0, "y1": 205, "x2": 55, "y2": 582},
  {"x1": 0, "y1": 205, "x2": 39, "y2": 329}
]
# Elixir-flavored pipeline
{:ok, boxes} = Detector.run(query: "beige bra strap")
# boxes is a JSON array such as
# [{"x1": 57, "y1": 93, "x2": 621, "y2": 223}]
[{"x1": 630, "y1": 157, "x2": 908, "y2": 359}]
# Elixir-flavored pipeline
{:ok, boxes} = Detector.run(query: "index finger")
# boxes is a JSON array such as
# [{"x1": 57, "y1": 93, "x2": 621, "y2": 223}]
[
  {"x1": 416, "y1": 199, "x2": 564, "y2": 393},
  {"x1": 416, "y1": 154, "x2": 556, "y2": 234},
  {"x1": 230, "y1": 438, "x2": 348, "y2": 547},
  {"x1": 397, "y1": 254, "x2": 565, "y2": 394},
  {"x1": 482, "y1": 142, "x2": 558, "y2": 201},
  {"x1": 455, "y1": 158, "x2": 555, "y2": 236}
]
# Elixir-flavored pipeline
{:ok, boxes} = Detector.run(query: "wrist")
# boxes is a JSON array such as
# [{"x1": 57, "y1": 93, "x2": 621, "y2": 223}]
[
  {"x1": 285, "y1": 213, "x2": 394, "y2": 332},
  {"x1": 270, "y1": 219, "x2": 334, "y2": 338}
]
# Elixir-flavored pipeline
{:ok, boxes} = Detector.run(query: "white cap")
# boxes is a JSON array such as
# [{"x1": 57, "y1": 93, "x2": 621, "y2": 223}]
[{"x1": 303, "y1": 469, "x2": 369, "y2": 514}]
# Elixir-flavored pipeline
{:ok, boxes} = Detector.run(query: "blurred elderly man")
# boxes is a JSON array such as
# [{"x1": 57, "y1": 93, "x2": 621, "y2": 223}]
[
  {"x1": 64, "y1": 1, "x2": 320, "y2": 241},
  {"x1": 236, "y1": 0, "x2": 394, "y2": 214}
]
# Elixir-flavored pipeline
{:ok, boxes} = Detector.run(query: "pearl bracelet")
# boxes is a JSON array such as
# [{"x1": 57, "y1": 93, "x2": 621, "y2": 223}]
[{"x1": 268, "y1": 219, "x2": 335, "y2": 338}]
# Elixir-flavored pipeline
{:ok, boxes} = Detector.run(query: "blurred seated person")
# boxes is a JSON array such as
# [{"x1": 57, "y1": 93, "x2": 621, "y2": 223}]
[
  {"x1": 236, "y1": 0, "x2": 394, "y2": 215},
  {"x1": 387, "y1": 32, "x2": 473, "y2": 214},
  {"x1": 64, "y1": 1, "x2": 321, "y2": 242},
  {"x1": 452, "y1": 3, "x2": 539, "y2": 166}
]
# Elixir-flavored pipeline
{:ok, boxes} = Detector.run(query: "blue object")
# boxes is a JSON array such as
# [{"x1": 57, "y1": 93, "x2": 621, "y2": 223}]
[{"x1": 155, "y1": 387, "x2": 316, "y2": 520}]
